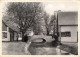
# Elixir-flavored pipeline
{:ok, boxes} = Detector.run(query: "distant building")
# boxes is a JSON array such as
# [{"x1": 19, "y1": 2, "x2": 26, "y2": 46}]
[
  {"x1": 57, "y1": 11, "x2": 78, "y2": 42},
  {"x1": 2, "y1": 20, "x2": 20, "y2": 41}
]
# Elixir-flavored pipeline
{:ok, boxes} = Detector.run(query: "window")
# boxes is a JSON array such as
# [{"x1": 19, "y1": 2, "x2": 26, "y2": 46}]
[
  {"x1": 2, "y1": 32, "x2": 7, "y2": 39},
  {"x1": 2, "y1": 23, "x2": 7, "y2": 31},
  {"x1": 61, "y1": 31, "x2": 71, "y2": 37}
]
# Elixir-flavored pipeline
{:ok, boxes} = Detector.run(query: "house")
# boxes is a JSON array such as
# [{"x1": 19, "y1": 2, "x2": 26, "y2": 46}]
[
  {"x1": 57, "y1": 11, "x2": 78, "y2": 42},
  {"x1": 2, "y1": 19, "x2": 20, "y2": 41}
]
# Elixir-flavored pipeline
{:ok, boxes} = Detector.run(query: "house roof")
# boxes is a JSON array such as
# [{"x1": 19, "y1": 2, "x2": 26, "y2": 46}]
[
  {"x1": 58, "y1": 11, "x2": 78, "y2": 25},
  {"x1": 2, "y1": 17, "x2": 20, "y2": 32}
]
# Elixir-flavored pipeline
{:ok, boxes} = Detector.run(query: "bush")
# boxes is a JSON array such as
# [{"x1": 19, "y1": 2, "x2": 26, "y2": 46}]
[{"x1": 59, "y1": 44, "x2": 78, "y2": 55}]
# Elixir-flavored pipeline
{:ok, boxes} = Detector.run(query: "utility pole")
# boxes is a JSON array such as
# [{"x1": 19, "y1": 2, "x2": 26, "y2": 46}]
[
  {"x1": 57, "y1": 10, "x2": 61, "y2": 36},
  {"x1": 54, "y1": 11, "x2": 57, "y2": 35},
  {"x1": 57, "y1": 11, "x2": 59, "y2": 36},
  {"x1": 54, "y1": 10, "x2": 61, "y2": 36},
  {"x1": 54, "y1": 10, "x2": 61, "y2": 44}
]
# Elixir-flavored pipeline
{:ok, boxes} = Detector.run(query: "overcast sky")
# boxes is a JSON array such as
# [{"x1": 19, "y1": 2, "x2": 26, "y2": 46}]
[
  {"x1": 42, "y1": 2, "x2": 78, "y2": 15},
  {"x1": 2, "y1": 2, "x2": 78, "y2": 16}
]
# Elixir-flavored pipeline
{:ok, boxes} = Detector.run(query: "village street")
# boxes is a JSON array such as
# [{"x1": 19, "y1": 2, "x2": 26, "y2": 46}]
[
  {"x1": 2, "y1": 42, "x2": 58, "y2": 55},
  {"x1": 2, "y1": 2, "x2": 78, "y2": 55}
]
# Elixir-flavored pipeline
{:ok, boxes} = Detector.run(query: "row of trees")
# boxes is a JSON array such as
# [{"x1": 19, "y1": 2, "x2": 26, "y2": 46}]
[{"x1": 3, "y1": 2, "x2": 56, "y2": 41}]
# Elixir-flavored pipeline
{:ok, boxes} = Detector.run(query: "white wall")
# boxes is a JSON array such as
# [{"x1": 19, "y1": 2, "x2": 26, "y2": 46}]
[
  {"x1": 2, "y1": 27, "x2": 10, "y2": 41},
  {"x1": 60, "y1": 26, "x2": 78, "y2": 42}
]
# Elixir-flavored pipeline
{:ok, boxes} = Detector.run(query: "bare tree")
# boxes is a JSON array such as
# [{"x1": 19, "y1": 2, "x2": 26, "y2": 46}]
[
  {"x1": 3, "y1": 2, "x2": 43, "y2": 41},
  {"x1": 43, "y1": 12, "x2": 55, "y2": 35}
]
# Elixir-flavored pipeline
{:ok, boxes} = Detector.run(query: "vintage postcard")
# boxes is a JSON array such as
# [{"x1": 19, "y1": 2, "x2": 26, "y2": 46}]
[{"x1": 0, "y1": 0, "x2": 79, "y2": 57}]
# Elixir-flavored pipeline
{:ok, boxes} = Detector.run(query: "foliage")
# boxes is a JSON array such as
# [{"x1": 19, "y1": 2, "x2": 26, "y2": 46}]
[
  {"x1": 3, "y1": 2, "x2": 44, "y2": 41},
  {"x1": 6, "y1": 2, "x2": 43, "y2": 33},
  {"x1": 3, "y1": 2, "x2": 55, "y2": 38},
  {"x1": 43, "y1": 12, "x2": 55, "y2": 35}
]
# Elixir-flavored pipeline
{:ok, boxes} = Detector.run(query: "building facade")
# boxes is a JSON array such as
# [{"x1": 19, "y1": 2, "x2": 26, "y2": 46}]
[
  {"x1": 2, "y1": 20, "x2": 19, "y2": 41},
  {"x1": 57, "y1": 11, "x2": 78, "y2": 42}
]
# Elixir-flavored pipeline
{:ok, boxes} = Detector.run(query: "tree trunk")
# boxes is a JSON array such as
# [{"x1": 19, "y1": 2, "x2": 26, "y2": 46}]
[
  {"x1": 47, "y1": 30, "x2": 49, "y2": 35},
  {"x1": 22, "y1": 32, "x2": 24, "y2": 42}
]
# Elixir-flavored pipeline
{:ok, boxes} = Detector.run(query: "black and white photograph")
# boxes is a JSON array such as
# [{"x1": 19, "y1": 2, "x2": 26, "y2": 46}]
[{"x1": 2, "y1": 1, "x2": 78, "y2": 55}]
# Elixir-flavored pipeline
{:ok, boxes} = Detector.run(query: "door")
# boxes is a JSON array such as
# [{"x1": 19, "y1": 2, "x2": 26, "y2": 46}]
[{"x1": 10, "y1": 32, "x2": 14, "y2": 41}]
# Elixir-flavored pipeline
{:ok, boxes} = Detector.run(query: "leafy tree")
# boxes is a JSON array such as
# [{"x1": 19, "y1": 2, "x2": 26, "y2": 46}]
[
  {"x1": 4, "y1": 2, "x2": 43, "y2": 41},
  {"x1": 49, "y1": 15, "x2": 55, "y2": 35},
  {"x1": 41, "y1": 12, "x2": 55, "y2": 35}
]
